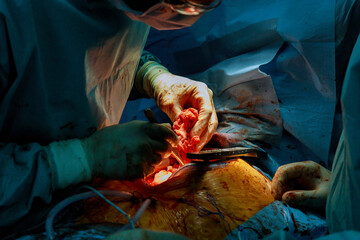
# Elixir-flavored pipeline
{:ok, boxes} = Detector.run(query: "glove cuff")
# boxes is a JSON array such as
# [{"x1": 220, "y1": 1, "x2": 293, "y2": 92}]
[
  {"x1": 135, "y1": 61, "x2": 169, "y2": 97},
  {"x1": 46, "y1": 139, "x2": 92, "y2": 190}
]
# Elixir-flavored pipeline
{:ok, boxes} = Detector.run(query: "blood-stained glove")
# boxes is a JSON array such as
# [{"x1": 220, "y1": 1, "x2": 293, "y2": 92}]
[
  {"x1": 271, "y1": 161, "x2": 331, "y2": 208},
  {"x1": 135, "y1": 61, "x2": 218, "y2": 151},
  {"x1": 46, "y1": 121, "x2": 179, "y2": 190}
]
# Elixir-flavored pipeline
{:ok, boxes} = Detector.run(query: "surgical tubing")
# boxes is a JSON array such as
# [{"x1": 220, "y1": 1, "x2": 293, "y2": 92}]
[
  {"x1": 81, "y1": 186, "x2": 135, "y2": 229},
  {"x1": 46, "y1": 189, "x2": 133, "y2": 240},
  {"x1": 119, "y1": 198, "x2": 152, "y2": 231}
]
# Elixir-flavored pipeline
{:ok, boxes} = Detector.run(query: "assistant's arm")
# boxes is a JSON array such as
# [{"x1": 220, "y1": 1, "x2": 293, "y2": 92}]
[
  {"x1": 0, "y1": 15, "x2": 58, "y2": 231},
  {"x1": 0, "y1": 16, "x2": 56, "y2": 231}
]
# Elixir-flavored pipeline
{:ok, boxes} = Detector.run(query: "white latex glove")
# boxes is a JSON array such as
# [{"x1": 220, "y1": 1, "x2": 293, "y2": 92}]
[
  {"x1": 46, "y1": 121, "x2": 178, "y2": 189},
  {"x1": 136, "y1": 62, "x2": 218, "y2": 151},
  {"x1": 271, "y1": 161, "x2": 331, "y2": 208}
]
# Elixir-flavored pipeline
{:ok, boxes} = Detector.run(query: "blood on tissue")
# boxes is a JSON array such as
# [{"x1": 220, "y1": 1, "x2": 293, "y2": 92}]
[
  {"x1": 146, "y1": 108, "x2": 200, "y2": 186},
  {"x1": 173, "y1": 108, "x2": 200, "y2": 163}
]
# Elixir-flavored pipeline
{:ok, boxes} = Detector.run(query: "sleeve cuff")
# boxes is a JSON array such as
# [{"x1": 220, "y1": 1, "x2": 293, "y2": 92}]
[
  {"x1": 135, "y1": 61, "x2": 169, "y2": 97},
  {"x1": 46, "y1": 139, "x2": 92, "y2": 190}
]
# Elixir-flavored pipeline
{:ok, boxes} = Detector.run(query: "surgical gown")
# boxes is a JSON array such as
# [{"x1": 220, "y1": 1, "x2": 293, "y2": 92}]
[
  {"x1": 0, "y1": 0, "x2": 153, "y2": 237},
  {"x1": 326, "y1": 33, "x2": 360, "y2": 233}
]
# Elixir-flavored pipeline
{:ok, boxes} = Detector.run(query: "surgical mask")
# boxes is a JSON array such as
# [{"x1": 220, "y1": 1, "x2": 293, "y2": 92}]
[{"x1": 111, "y1": 0, "x2": 221, "y2": 30}]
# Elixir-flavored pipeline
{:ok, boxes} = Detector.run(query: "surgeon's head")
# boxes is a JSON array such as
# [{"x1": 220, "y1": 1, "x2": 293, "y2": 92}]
[{"x1": 119, "y1": 0, "x2": 222, "y2": 30}]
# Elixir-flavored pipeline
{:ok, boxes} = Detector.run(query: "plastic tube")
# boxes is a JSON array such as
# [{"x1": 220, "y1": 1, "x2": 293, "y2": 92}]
[
  {"x1": 46, "y1": 190, "x2": 133, "y2": 240},
  {"x1": 119, "y1": 198, "x2": 152, "y2": 231}
]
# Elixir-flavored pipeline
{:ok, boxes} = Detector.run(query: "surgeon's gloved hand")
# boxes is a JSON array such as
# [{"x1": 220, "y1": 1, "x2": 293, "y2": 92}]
[
  {"x1": 153, "y1": 73, "x2": 218, "y2": 151},
  {"x1": 46, "y1": 121, "x2": 178, "y2": 190},
  {"x1": 136, "y1": 62, "x2": 218, "y2": 152},
  {"x1": 271, "y1": 161, "x2": 331, "y2": 209}
]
